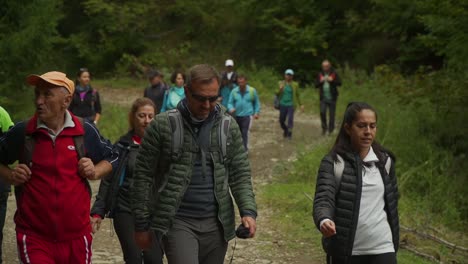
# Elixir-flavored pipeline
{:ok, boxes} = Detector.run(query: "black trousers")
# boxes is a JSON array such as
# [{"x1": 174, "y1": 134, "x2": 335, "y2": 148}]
[
  {"x1": 113, "y1": 212, "x2": 163, "y2": 264},
  {"x1": 327, "y1": 252, "x2": 397, "y2": 264},
  {"x1": 163, "y1": 216, "x2": 228, "y2": 264},
  {"x1": 320, "y1": 100, "x2": 336, "y2": 133},
  {"x1": 0, "y1": 192, "x2": 8, "y2": 264}
]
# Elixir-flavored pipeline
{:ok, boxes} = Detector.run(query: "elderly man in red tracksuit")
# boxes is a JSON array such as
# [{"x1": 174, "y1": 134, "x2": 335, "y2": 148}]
[{"x1": 0, "y1": 71, "x2": 118, "y2": 263}]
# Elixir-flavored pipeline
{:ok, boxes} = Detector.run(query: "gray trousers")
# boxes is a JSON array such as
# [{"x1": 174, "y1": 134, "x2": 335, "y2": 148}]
[{"x1": 163, "y1": 216, "x2": 228, "y2": 264}]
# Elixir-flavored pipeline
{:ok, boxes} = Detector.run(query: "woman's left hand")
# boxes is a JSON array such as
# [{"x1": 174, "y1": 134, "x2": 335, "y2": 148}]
[{"x1": 320, "y1": 220, "x2": 336, "y2": 238}]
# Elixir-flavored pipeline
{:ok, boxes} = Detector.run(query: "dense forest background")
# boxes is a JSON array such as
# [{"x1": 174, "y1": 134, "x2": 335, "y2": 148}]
[{"x1": 0, "y1": 1, "x2": 467, "y2": 259}]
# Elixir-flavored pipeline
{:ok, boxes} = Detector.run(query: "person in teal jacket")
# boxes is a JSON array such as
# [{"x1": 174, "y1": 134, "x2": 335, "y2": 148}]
[
  {"x1": 219, "y1": 75, "x2": 235, "y2": 108},
  {"x1": 160, "y1": 70, "x2": 186, "y2": 112},
  {"x1": 228, "y1": 74, "x2": 261, "y2": 150},
  {"x1": 276, "y1": 69, "x2": 304, "y2": 139}
]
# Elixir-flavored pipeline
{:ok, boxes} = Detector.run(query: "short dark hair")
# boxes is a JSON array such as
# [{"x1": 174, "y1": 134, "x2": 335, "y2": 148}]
[
  {"x1": 186, "y1": 64, "x2": 220, "y2": 90},
  {"x1": 170, "y1": 70, "x2": 186, "y2": 84},
  {"x1": 237, "y1": 74, "x2": 248, "y2": 81},
  {"x1": 147, "y1": 70, "x2": 163, "y2": 80}
]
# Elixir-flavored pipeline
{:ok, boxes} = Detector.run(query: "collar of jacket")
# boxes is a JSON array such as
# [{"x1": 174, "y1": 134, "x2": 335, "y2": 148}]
[
  {"x1": 340, "y1": 144, "x2": 388, "y2": 169},
  {"x1": 26, "y1": 110, "x2": 84, "y2": 137},
  {"x1": 177, "y1": 98, "x2": 222, "y2": 126}
]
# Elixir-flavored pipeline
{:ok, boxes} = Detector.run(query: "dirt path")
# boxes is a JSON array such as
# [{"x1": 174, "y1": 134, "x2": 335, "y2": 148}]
[{"x1": 2, "y1": 87, "x2": 324, "y2": 263}]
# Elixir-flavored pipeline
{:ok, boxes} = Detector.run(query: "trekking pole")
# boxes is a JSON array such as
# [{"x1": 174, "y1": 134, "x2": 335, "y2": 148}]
[{"x1": 229, "y1": 238, "x2": 237, "y2": 264}]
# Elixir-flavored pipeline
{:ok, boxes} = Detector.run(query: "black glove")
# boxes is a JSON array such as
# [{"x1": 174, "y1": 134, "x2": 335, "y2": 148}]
[{"x1": 235, "y1": 224, "x2": 250, "y2": 239}]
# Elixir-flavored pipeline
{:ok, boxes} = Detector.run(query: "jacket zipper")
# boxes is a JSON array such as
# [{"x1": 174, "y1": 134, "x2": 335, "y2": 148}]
[
  {"x1": 52, "y1": 138, "x2": 59, "y2": 242},
  {"x1": 211, "y1": 152, "x2": 227, "y2": 241},
  {"x1": 348, "y1": 154, "x2": 363, "y2": 255}
]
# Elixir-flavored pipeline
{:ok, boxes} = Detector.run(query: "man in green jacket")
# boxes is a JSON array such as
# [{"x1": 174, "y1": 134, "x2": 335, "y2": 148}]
[{"x1": 131, "y1": 64, "x2": 257, "y2": 264}]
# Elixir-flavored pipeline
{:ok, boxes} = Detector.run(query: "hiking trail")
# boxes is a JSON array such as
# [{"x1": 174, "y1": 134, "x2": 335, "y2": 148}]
[{"x1": 2, "y1": 86, "x2": 324, "y2": 264}]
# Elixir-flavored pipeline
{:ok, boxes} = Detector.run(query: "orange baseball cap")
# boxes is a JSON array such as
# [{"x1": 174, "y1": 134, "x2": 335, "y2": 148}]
[{"x1": 26, "y1": 71, "x2": 75, "y2": 94}]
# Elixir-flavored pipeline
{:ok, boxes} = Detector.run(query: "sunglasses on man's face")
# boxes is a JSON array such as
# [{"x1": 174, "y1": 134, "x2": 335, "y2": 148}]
[{"x1": 190, "y1": 92, "x2": 219, "y2": 103}]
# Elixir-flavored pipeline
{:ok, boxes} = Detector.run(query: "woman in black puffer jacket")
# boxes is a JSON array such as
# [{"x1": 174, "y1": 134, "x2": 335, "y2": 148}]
[
  {"x1": 91, "y1": 98, "x2": 163, "y2": 264},
  {"x1": 313, "y1": 102, "x2": 399, "y2": 264}
]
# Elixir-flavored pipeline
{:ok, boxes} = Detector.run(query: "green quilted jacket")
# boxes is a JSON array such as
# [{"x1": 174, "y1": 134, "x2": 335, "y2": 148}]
[{"x1": 130, "y1": 105, "x2": 257, "y2": 241}]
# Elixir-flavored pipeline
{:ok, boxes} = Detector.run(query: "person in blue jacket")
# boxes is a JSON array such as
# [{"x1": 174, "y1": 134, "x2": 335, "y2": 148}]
[
  {"x1": 228, "y1": 74, "x2": 261, "y2": 150},
  {"x1": 160, "y1": 70, "x2": 186, "y2": 113},
  {"x1": 218, "y1": 75, "x2": 235, "y2": 108}
]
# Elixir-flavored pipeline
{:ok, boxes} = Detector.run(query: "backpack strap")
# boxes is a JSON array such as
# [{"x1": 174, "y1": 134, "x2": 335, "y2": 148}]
[
  {"x1": 90, "y1": 88, "x2": 97, "y2": 112},
  {"x1": 167, "y1": 109, "x2": 184, "y2": 161},
  {"x1": 23, "y1": 135, "x2": 35, "y2": 168},
  {"x1": 249, "y1": 86, "x2": 255, "y2": 102},
  {"x1": 219, "y1": 115, "x2": 232, "y2": 163},
  {"x1": 72, "y1": 117, "x2": 92, "y2": 197},
  {"x1": 384, "y1": 155, "x2": 392, "y2": 176},
  {"x1": 333, "y1": 154, "x2": 345, "y2": 190},
  {"x1": 73, "y1": 117, "x2": 86, "y2": 159}
]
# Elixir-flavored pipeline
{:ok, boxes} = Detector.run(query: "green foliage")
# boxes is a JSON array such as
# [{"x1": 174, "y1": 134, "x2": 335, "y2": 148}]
[
  {"x1": 416, "y1": 0, "x2": 468, "y2": 71},
  {"x1": 97, "y1": 102, "x2": 128, "y2": 143},
  {"x1": 0, "y1": 0, "x2": 63, "y2": 105}
]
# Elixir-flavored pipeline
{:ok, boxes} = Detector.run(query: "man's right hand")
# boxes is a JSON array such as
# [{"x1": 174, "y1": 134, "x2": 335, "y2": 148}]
[
  {"x1": 229, "y1": 109, "x2": 236, "y2": 114},
  {"x1": 320, "y1": 220, "x2": 336, "y2": 238},
  {"x1": 135, "y1": 231, "x2": 153, "y2": 250},
  {"x1": 91, "y1": 216, "x2": 102, "y2": 234},
  {"x1": 10, "y1": 164, "x2": 31, "y2": 185}
]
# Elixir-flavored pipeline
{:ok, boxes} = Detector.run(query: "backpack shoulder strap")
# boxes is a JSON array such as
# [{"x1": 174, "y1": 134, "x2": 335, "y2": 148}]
[
  {"x1": 167, "y1": 109, "x2": 184, "y2": 160},
  {"x1": 23, "y1": 134, "x2": 35, "y2": 168},
  {"x1": 385, "y1": 155, "x2": 392, "y2": 175},
  {"x1": 73, "y1": 117, "x2": 86, "y2": 159},
  {"x1": 333, "y1": 154, "x2": 345, "y2": 189},
  {"x1": 249, "y1": 86, "x2": 255, "y2": 102},
  {"x1": 219, "y1": 114, "x2": 232, "y2": 161}
]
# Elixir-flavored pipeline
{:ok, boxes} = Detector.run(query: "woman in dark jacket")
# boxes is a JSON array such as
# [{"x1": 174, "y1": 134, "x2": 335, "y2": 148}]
[
  {"x1": 69, "y1": 68, "x2": 102, "y2": 124},
  {"x1": 91, "y1": 98, "x2": 163, "y2": 264},
  {"x1": 313, "y1": 102, "x2": 399, "y2": 264}
]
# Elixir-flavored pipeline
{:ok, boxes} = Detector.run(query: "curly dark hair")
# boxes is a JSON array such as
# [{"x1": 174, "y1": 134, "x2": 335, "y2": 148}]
[{"x1": 170, "y1": 70, "x2": 186, "y2": 84}]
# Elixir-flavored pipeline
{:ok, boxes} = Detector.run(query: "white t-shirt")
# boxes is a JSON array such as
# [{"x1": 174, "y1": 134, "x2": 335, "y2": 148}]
[
  {"x1": 227, "y1": 72, "x2": 233, "y2": 80},
  {"x1": 352, "y1": 147, "x2": 395, "y2": 255}
]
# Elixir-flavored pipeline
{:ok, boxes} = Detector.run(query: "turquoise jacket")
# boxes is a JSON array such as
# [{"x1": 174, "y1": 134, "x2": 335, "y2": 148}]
[
  {"x1": 160, "y1": 86, "x2": 185, "y2": 112},
  {"x1": 219, "y1": 85, "x2": 234, "y2": 108},
  {"x1": 227, "y1": 85, "x2": 261, "y2": 117}
]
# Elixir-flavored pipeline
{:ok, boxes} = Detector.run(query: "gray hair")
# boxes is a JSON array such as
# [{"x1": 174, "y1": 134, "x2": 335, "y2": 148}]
[
  {"x1": 60, "y1": 87, "x2": 70, "y2": 94},
  {"x1": 185, "y1": 64, "x2": 220, "y2": 90}
]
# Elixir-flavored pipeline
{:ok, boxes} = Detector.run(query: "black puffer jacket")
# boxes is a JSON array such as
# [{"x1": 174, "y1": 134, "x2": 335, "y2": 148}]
[
  {"x1": 91, "y1": 131, "x2": 139, "y2": 217},
  {"x1": 313, "y1": 150, "x2": 399, "y2": 260}
]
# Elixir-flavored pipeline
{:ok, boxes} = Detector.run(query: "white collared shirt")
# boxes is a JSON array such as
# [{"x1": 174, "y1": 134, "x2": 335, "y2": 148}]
[
  {"x1": 37, "y1": 111, "x2": 75, "y2": 143},
  {"x1": 352, "y1": 147, "x2": 394, "y2": 255},
  {"x1": 227, "y1": 72, "x2": 233, "y2": 80}
]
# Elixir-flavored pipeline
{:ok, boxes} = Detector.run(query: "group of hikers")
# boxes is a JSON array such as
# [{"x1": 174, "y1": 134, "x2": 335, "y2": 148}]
[{"x1": 0, "y1": 59, "x2": 400, "y2": 264}]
